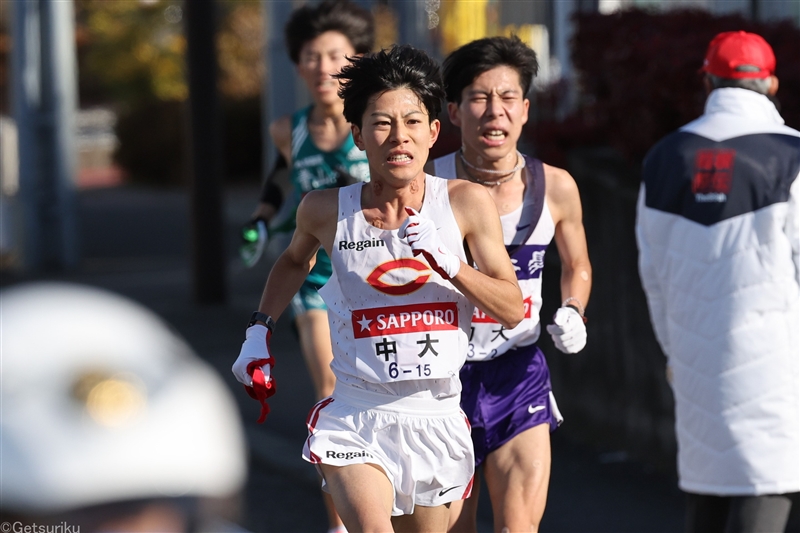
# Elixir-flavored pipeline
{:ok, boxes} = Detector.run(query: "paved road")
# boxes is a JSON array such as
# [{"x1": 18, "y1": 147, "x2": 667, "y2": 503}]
[{"x1": 5, "y1": 183, "x2": 688, "y2": 532}]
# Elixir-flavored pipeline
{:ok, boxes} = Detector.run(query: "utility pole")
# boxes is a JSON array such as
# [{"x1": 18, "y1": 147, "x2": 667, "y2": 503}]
[
  {"x1": 394, "y1": 0, "x2": 435, "y2": 54},
  {"x1": 11, "y1": 0, "x2": 79, "y2": 271},
  {"x1": 185, "y1": 1, "x2": 226, "y2": 304}
]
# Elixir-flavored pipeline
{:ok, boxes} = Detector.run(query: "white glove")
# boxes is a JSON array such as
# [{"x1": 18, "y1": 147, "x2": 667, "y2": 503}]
[
  {"x1": 399, "y1": 207, "x2": 461, "y2": 280},
  {"x1": 232, "y1": 324, "x2": 274, "y2": 387},
  {"x1": 546, "y1": 307, "x2": 587, "y2": 354}
]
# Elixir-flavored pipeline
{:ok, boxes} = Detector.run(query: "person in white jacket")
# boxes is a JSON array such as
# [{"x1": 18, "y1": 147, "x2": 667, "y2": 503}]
[{"x1": 636, "y1": 31, "x2": 800, "y2": 533}]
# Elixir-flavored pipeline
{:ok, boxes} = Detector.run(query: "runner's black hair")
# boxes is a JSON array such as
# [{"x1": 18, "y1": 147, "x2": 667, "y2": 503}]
[
  {"x1": 442, "y1": 35, "x2": 539, "y2": 104},
  {"x1": 285, "y1": 0, "x2": 374, "y2": 65},
  {"x1": 336, "y1": 45, "x2": 445, "y2": 128}
]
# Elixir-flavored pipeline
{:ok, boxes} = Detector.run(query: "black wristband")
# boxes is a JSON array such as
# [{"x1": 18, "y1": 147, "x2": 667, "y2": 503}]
[
  {"x1": 248, "y1": 312, "x2": 275, "y2": 331},
  {"x1": 259, "y1": 181, "x2": 283, "y2": 210},
  {"x1": 565, "y1": 304, "x2": 588, "y2": 324},
  {"x1": 259, "y1": 155, "x2": 287, "y2": 208}
]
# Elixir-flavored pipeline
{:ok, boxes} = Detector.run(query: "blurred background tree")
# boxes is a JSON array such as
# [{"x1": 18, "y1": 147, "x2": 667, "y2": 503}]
[
  {"x1": 75, "y1": 0, "x2": 263, "y2": 186},
  {"x1": 77, "y1": 0, "x2": 187, "y2": 107}
]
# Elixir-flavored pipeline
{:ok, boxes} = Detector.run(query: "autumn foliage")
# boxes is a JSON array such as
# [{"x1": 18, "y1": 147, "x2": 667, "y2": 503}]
[{"x1": 76, "y1": 1, "x2": 263, "y2": 184}]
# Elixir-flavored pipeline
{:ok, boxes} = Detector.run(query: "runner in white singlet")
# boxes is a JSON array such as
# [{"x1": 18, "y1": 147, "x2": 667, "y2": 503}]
[
  {"x1": 321, "y1": 177, "x2": 471, "y2": 390},
  {"x1": 304, "y1": 177, "x2": 474, "y2": 517},
  {"x1": 233, "y1": 45, "x2": 524, "y2": 532}
]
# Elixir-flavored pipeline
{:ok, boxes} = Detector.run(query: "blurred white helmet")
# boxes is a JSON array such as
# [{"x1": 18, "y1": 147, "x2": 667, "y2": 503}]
[{"x1": 0, "y1": 282, "x2": 247, "y2": 514}]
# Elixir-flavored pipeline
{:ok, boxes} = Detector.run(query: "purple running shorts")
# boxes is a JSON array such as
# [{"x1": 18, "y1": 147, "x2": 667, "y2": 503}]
[{"x1": 459, "y1": 343, "x2": 559, "y2": 467}]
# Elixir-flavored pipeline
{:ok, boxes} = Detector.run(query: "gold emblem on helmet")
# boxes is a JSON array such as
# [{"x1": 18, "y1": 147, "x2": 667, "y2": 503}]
[{"x1": 72, "y1": 371, "x2": 147, "y2": 427}]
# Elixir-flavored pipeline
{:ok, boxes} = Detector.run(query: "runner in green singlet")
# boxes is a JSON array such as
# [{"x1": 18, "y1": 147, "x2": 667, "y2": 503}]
[{"x1": 285, "y1": 105, "x2": 369, "y2": 293}]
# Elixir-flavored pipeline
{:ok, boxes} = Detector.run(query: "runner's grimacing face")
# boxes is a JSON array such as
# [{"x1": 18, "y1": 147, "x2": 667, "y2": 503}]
[
  {"x1": 352, "y1": 88, "x2": 440, "y2": 184},
  {"x1": 297, "y1": 31, "x2": 357, "y2": 107},
  {"x1": 448, "y1": 65, "x2": 530, "y2": 164}
]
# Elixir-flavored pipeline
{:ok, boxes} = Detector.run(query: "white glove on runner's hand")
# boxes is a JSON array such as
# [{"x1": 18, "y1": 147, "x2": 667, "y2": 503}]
[
  {"x1": 546, "y1": 307, "x2": 587, "y2": 354},
  {"x1": 232, "y1": 324, "x2": 273, "y2": 387},
  {"x1": 399, "y1": 207, "x2": 461, "y2": 280}
]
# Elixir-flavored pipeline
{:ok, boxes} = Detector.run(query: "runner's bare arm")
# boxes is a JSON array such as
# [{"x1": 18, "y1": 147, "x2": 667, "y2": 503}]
[
  {"x1": 256, "y1": 189, "x2": 338, "y2": 320},
  {"x1": 449, "y1": 180, "x2": 524, "y2": 329},
  {"x1": 269, "y1": 115, "x2": 293, "y2": 165},
  {"x1": 250, "y1": 116, "x2": 293, "y2": 222},
  {"x1": 545, "y1": 165, "x2": 592, "y2": 311}
]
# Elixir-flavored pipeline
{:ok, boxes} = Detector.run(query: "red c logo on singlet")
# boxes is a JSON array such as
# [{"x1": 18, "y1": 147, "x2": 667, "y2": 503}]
[{"x1": 366, "y1": 258, "x2": 431, "y2": 295}]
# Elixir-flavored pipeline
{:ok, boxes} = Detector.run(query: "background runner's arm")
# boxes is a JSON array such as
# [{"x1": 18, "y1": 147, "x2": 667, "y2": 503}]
[
  {"x1": 250, "y1": 116, "x2": 293, "y2": 222},
  {"x1": 449, "y1": 181, "x2": 524, "y2": 329},
  {"x1": 241, "y1": 155, "x2": 289, "y2": 268},
  {"x1": 269, "y1": 115, "x2": 293, "y2": 164},
  {"x1": 248, "y1": 155, "x2": 287, "y2": 232},
  {"x1": 256, "y1": 154, "x2": 287, "y2": 213}
]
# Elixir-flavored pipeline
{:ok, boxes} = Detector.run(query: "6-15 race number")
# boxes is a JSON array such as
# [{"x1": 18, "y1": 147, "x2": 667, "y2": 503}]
[{"x1": 388, "y1": 362, "x2": 431, "y2": 378}]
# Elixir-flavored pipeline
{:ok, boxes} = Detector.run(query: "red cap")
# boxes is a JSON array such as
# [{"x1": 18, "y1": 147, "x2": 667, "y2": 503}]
[{"x1": 701, "y1": 31, "x2": 775, "y2": 79}]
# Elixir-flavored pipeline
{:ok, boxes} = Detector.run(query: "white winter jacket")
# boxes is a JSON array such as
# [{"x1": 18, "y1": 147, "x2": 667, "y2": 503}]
[{"x1": 636, "y1": 88, "x2": 800, "y2": 495}]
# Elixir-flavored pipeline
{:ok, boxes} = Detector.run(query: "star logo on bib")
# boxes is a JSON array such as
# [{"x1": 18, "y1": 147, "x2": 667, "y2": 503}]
[{"x1": 356, "y1": 314, "x2": 373, "y2": 332}]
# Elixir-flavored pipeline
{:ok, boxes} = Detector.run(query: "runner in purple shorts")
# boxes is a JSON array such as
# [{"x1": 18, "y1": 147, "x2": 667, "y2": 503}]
[
  {"x1": 426, "y1": 35, "x2": 593, "y2": 532},
  {"x1": 460, "y1": 344, "x2": 560, "y2": 468}
]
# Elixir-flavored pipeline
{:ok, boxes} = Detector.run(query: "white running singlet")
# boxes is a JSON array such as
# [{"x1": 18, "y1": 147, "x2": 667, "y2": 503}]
[{"x1": 319, "y1": 176, "x2": 472, "y2": 397}]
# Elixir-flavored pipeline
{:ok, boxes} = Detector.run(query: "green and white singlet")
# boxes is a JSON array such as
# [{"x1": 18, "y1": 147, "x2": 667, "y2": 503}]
[{"x1": 285, "y1": 105, "x2": 369, "y2": 288}]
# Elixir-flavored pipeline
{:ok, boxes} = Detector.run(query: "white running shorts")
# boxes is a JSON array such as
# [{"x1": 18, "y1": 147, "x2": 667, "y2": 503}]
[{"x1": 302, "y1": 385, "x2": 475, "y2": 516}]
